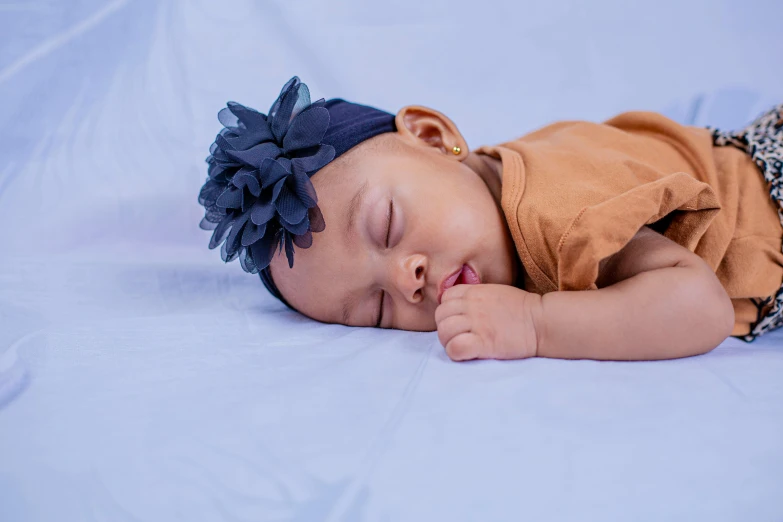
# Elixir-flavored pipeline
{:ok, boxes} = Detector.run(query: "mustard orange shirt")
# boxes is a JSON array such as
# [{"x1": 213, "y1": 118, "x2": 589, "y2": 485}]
[{"x1": 477, "y1": 111, "x2": 783, "y2": 337}]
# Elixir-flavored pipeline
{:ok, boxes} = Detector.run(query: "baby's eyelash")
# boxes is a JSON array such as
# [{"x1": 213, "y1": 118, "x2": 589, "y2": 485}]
[
  {"x1": 376, "y1": 199, "x2": 393, "y2": 327},
  {"x1": 385, "y1": 199, "x2": 393, "y2": 247},
  {"x1": 376, "y1": 291, "x2": 385, "y2": 327}
]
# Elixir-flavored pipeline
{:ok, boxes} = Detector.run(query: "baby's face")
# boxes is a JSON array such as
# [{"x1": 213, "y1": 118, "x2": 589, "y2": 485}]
[{"x1": 270, "y1": 134, "x2": 517, "y2": 331}]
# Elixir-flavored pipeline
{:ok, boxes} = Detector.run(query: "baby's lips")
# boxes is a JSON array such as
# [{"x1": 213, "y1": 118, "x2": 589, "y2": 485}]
[
  {"x1": 461, "y1": 264, "x2": 481, "y2": 285},
  {"x1": 438, "y1": 264, "x2": 482, "y2": 303},
  {"x1": 438, "y1": 266, "x2": 464, "y2": 304}
]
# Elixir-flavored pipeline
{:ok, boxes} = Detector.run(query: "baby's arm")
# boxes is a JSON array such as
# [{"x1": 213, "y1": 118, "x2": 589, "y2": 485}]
[
  {"x1": 435, "y1": 226, "x2": 734, "y2": 361},
  {"x1": 535, "y1": 226, "x2": 734, "y2": 360}
]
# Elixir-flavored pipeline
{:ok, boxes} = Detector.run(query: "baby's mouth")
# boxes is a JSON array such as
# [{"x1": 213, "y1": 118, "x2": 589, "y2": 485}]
[{"x1": 438, "y1": 264, "x2": 481, "y2": 303}]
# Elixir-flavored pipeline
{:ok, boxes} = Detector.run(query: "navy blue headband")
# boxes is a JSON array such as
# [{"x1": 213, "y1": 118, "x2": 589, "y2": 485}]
[{"x1": 198, "y1": 77, "x2": 396, "y2": 303}]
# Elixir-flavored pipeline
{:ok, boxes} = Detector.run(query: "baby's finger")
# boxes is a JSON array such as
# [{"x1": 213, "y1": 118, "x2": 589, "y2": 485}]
[
  {"x1": 441, "y1": 283, "x2": 473, "y2": 303},
  {"x1": 436, "y1": 314, "x2": 471, "y2": 347},
  {"x1": 445, "y1": 332, "x2": 481, "y2": 362},
  {"x1": 434, "y1": 298, "x2": 467, "y2": 324}
]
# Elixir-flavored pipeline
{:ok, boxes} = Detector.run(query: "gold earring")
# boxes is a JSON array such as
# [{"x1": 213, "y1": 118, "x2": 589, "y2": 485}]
[{"x1": 452, "y1": 145, "x2": 461, "y2": 155}]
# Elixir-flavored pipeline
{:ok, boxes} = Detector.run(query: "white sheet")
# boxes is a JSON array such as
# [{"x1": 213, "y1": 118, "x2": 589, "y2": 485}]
[{"x1": 1, "y1": 1, "x2": 782, "y2": 520}]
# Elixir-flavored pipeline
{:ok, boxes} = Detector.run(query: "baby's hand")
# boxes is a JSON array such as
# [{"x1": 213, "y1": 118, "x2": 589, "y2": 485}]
[{"x1": 435, "y1": 284, "x2": 543, "y2": 361}]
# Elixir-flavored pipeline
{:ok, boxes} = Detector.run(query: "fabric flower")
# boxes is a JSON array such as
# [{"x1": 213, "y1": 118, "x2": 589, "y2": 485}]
[{"x1": 198, "y1": 77, "x2": 334, "y2": 272}]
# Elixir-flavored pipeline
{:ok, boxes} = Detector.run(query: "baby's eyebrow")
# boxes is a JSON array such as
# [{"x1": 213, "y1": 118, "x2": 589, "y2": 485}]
[{"x1": 345, "y1": 180, "x2": 369, "y2": 241}]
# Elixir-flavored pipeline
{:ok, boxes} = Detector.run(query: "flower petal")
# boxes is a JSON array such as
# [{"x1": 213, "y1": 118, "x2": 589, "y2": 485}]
[
  {"x1": 209, "y1": 146, "x2": 241, "y2": 168},
  {"x1": 239, "y1": 248, "x2": 258, "y2": 274},
  {"x1": 224, "y1": 142, "x2": 281, "y2": 168},
  {"x1": 268, "y1": 78, "x2": 298, "y2": 113},
  {"x1": 204, "y1": 206, "x2": 226, "y2": 224},
  {"x1": 241, "y1": 221, "x2": 267, "y2": 247},
  {"x1": 281, "y1": 215, "x2": 309, "y2": 236},
  {"x1": 283, "y1": 106, "x2": 330, "y2": 152},
  {"x1": 207, "y1": 159, "x2": 231, "y2": 182},
  {"x1": 269, "y1": 77, "x2": 300, "y2": 142},
  {"x1": 232, "y1": 167, "x2": 261, "y2": 197},
  {"x1": 199, "y1": 179, "x2": 224, "y2": 207},
  {"x1": 275, "y1": 184, "x2": 308, "y2": 224},
  {"x1": 202, "y1": 209, "x2": 217, "y2": 223},
  {"x1": 225, "y1": 132, "x2": 265, "y2": 151},
  {"x1": 220, "y1": 237, "x2": 239, "y2": 263},
  {"x1": 291, "y1": 144, "x2": 335, "y2": 174},
  {"x1": 293, "y1": 229, "x2": 313, "y2": 249},
  {"x1": 225, "y1": 213, "x2": 250, "y2": 258},
  {"x1": 216, "y1": 185, "x2": 243, "y2": 210},
  {"x1": 218, "y1": 106, "x2": 240, "y2": 129},
  {"x1": 272, "y1": 176, "x2": 287, "y2": 202},
  {"x1": 259, "y1": 158, "x2": 291, "y2": 188},
  {"x1": 308, "y1": 205, "x2": 325, "y2": 233},
  {"x1": 215, "y1": 131, "x2": 237, "y2": 152},
  {"x1": 250, "y1": 231, "x2": 280, "y2": 271},
  {"x1": 250, "y1": 201, "x2": 275, "y2": 225},
  {"x1": 284, "y1": 233, "x2": 295, "y2": 268},
  {"x1": 291, "y1": 83, "x2": 312, "y2": 119},
  {"x1": 292, "y1": 170, "x2": 317, "y2": 208},
  {"x1": 199, "y1": 216, "x2": 218, "y2": 231},
  {"x1": 276, "y1": 157, "x2": 292, "y2": 173},
  {"x1": 209, "y1": 213, "x2": 235, "y2": 249},
  {"x1": 226, "y1": 102, "x2": 271, "y2": 134},
  {"x1": 220, "y1": 125, "x2": 274, "y2": 151}
]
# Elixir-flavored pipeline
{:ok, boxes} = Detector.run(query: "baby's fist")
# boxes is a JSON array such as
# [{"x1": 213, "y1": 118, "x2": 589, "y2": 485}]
[{"x1": 435, "y1": 284, "x2": 542, "y2": 361}]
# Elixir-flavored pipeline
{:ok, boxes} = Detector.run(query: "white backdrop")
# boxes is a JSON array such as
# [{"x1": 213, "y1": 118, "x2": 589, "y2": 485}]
[{"x1": 1, "y1": 1, "x2": 782, "y2": 521}]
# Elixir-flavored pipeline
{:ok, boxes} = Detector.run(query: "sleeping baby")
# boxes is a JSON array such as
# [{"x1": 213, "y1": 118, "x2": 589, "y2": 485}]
[{"x1": 198, "y1": 77, "x2": 783, "y2": 361}]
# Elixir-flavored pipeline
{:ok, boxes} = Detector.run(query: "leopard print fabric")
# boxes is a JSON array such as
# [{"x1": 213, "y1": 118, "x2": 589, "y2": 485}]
[{"x1": 710, "y1": 104, "x2": 783, "y2": 341}]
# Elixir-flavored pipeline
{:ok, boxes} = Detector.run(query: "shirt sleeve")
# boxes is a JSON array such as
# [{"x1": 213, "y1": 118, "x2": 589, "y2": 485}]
[{"x1": 555, "y1": 171, "x2": 721, "y2": 291}]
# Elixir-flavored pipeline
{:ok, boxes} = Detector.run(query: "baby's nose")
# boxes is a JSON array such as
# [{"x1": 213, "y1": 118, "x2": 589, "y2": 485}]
[{"x1": 395, "y1": 254, "x2": 427, "y2": 304}]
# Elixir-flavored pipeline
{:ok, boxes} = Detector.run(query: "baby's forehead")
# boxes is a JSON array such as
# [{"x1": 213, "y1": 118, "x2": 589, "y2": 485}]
[{"x1": 313, "y1": 133, "x2": 410, "y2": 181}]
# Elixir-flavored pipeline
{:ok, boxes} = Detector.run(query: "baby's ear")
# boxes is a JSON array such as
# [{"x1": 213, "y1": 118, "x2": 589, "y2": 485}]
[{"x1": 395, "y1": 106, "x2": 468, "y2": 159}]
